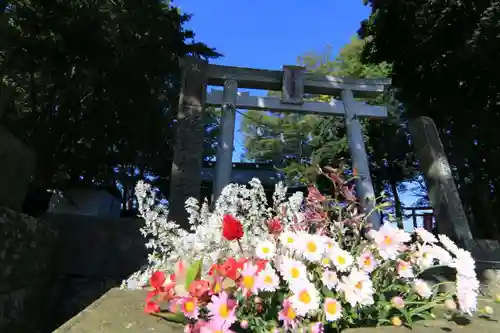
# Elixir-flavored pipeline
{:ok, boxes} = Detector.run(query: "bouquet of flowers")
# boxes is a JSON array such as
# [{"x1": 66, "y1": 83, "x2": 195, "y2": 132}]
[{"x1": 133, "y1": 167, "x2": 479, "y2": 332}]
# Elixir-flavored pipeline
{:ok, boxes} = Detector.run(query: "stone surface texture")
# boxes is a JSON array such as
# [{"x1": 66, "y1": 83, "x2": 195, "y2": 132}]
[
  {"x1": 0, "y1": 126, "x2": 35, "y2": 211},
  {"x1": 0, "y1": 211, "x2": 149, "y2": 333},
  {"x1": 53, "y1": 288, "x2": 183, "y2": 333},
  {"x1": 53, "y1": 288, "x2": 500, "y2": 333}
]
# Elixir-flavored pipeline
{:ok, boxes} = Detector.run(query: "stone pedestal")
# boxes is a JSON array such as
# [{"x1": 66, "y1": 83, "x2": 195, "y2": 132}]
[
  {"x1": 0, "y1": 126, "x2": 35, "y2": 211},
  {"x1": 53, "y1": 288, "x2": 183, "y2": 333}
]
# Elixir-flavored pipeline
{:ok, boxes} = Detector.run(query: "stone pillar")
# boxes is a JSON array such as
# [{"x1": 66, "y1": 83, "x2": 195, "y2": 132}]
[
  {"x1": 341, "y1": 90, "x2": 381, "y2": 230},
  {"x1": 213, "y1": 80, "x2": 237, "y2": 202},
  {"x1": 168, "y1": 57, "x2": 208, "y2": 226},
  {"x1": 408, "y1": 116, "x2": 472, "y2": 240}
]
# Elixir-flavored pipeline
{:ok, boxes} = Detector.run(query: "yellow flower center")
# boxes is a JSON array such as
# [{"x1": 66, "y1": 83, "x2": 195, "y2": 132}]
[
  {"x1": 219, "y1": 304, "x2": 229, "y2": 318},
  {"x1": 286, "y1": 307, "x2": 296, "y2": 320},
  {"x1": 383, "y1": 236, "x2": 392, "y2": 245},
  {"x1": 262, "y1": 247, "x2": 270, "y2": 254},
  {"x1": 287, "y1": 237, "x2": 294, "y2": 244},
  {"x1": 215, "y1": 331, "x2": 223, "y2": 333},
  {"x1": 264, "y1": 275, "x2": 273, "y2": 284},
  {"x1": 299, "y1": 290, "x2": 311, "y2": 304},
  {"x1": 307, "y1": 241, "x2": 317, "y2": 252},
  {"x1": 326, "y1": 301, "x2": 337, "y2": 314},
  {"x1": 322, "y1": 258, "x2": 330, "y2": 265},
  {"x1": 391, "y1": 316, "x2": 402, "y2": 326},
  {"x1": 290, "y1": 267, "x2": 300, "y2": 279},
  {"x1": 213, "y1": 282, "x2": 221, "y2": 293},
  {"x1": 355, "y1": 281, "x2": 363, "y2": 290},
  {"x1": 184, "y1": 301, "x2": 195, "y2": 312},
  {"x1": 242, "y1": 275, "x2": 255, "y2": 290},
  {"x1": 337, "y1": 256, "x2": 346, "y2": 265},
  {"x1": 363, "y1": 257, "x2": 371, "y2": 266}
]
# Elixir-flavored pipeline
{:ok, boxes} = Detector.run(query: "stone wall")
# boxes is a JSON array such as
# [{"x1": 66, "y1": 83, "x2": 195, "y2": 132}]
[
  {"x1": 0, "y1": 207, "x2": 57, "y2": 333},
  {"x1": 0, "y1": 209, "x2": 149, "y2": 333}
]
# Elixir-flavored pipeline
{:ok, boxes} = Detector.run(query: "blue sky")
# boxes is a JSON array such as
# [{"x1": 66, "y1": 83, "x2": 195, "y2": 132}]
[
  {"x1": 174, "y1": 1, "x2": 422, "y2": 225},
  {"x1": 174, "y1": 0, "x2": 370, "y2": 160}
]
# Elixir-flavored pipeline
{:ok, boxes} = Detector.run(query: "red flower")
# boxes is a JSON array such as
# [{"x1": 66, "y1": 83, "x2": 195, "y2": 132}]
[
  {"x1": 222, "y1": 214, "x2": 244, "y2": 241},
  {"x1": 267, "y1": 218, "x2": 283, "y2": 234},
  {"x1": 254, "y1": 259, "x2": 268, "y2": 273},
  {"x1": 219, "y1": 257, "x2": 241, "y2": 280},
  {"x1": 144, "y1": 300, "x2": 160, "y2": 313},
  {"x1": 188, "y1": 279, "x2": 211, "y2": 299}
]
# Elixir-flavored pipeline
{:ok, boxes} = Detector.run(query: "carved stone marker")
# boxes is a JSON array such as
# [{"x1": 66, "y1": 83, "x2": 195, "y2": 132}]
[
  {"x1": 0, "y1": 126, "x2": 35, "y2": 211},
  {"x1": 168, "y1": 58, "x2": 208, "y2": 226},
  {"x1": 408, "y1": 116, "x2": 472, "y2": 241}
]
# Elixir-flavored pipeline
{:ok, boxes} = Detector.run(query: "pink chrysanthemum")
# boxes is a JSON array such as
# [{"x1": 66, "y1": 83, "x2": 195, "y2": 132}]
[
  {"x1": 239, "y1": 262, "x2": 261, "y2": 296},
  {"x1": 206, "y1": 292, "x2": 237, "y2": 326},
  {"x1": 199, "y1": 319, "x2": 233, "y2": 333},
  {"x1": 278, "y1": 298, "x2": 299, "y2": 330},
  {"x1": 179, "y1": 296, "x2": 199, "y2": 319}
]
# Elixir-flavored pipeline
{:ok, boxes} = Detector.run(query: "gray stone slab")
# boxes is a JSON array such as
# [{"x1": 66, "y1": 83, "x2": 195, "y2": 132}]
[
  {"x1": 53, "y1": 288, "x2": 184, "y2": 333},
  {"x1": 54, "y1": 288, "x2": 500, "y2": 333}
]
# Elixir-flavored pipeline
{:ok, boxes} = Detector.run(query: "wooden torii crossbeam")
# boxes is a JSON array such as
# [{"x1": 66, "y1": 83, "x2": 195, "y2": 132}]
[{"x1": 169, "y1": 58, "x2": 391, "y2": 229}]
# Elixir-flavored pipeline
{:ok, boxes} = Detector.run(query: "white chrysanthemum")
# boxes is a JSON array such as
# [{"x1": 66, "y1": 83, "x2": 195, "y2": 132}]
[
  {"x1": 298, "y1": 234, "x2": 325, "y2": 262},
  {"x1": 414, "y1": 228, "x2": 438, "y2": 244},
  {"x1": 324, "y1": 298, "x2": 342, "y2": 322},
  {"x1": 320, "y1": 255, "x2": 332, "y2": 267},
  {"x1": 413, "y1": 244, "x2": 438, "y2": 269},
  {"x1": 413, "y1": 279, "x2": 432, "y2": 298},
  {"x1": 437, "y1": 234, "x2": 461, "y2": 256},
  {"x1": 357, "y1": 250, "x2": 378, "y2": 273},
  {"x1": 329, "y1": 247, "x2": 353, "y2": 272},
  {"x1": 369, "y1": 223, "x2": 411, "y2": 260},
  {"x1": 322, "y1": 236, "x2": 338, "y2": 251},
  {"x1": 322, "y1": 270, "x2": 339, "y2": 290},
  {"x1": 456, "y1": 275, "x2": 479, "y2": 315},
  {"x1": 289, "y1": 281, "x2": 320, "y2": 316},
  {"x1": 257, "y1": 266, "x2": 280, "y2": 292},
  {"x1": 397, "y1": 260, "x2": 414, "y2": 279},
  {"x1": 429, "y1": 245, "x2": 453, "y2": 266},
  {"x1": 339, "y1": 268, "x2": 374, "y2": 307},
  {"x1": 279, "y1": 256, "x2": 309, "y2": 286},
  {"x1": 255, "y1": 239, "x2": 276, "y2": 260},
  {"x1": 280, "y1": 231, "x2": 300, "y2": 251}
]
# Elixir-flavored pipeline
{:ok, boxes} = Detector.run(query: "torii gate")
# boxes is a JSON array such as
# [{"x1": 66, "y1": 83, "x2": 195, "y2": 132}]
[{"x1": 169, "y1": 57, "x2": 391, "y2": 230}]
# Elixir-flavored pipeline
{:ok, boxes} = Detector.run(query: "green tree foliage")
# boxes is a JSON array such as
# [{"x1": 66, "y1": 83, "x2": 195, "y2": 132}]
[
  {"x1": 0, "y1": 0, "x2": 219, "y2": 197},
  {"x1": 360, "y1": 0, "x2": 500, "y2": 237},
  {"x1": 241, "y1": 39, "x2": 418, "y2": 217}
]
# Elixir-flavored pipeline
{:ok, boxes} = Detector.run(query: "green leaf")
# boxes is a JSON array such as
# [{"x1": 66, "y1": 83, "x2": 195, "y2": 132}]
[
  {"x1": 321, "y1": 286, "x2": 334, "y2": 297},
  {"x1": 185, "y1": 257, "x2": 203, "y2": 290},
  {"x1": 153, "y1": 311, "x2": 188, "y2": 324}
]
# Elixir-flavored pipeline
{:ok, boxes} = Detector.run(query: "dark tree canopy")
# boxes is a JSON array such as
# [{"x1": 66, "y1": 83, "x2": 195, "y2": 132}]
[
  {"x1": 1, "y1": 0, "x2": 219, "y2": 196},
  {"x1": 360, "y1": 0, "x2": 500, "y2": 238}
]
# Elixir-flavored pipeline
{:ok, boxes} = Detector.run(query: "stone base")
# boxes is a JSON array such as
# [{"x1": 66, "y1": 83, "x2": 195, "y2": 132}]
[
  {"x1": 53, "y1": 288, "x2": 183, "y2": 333},
  {"x1": 54, "y1": 288, "x2": 500, "y2": 333}
]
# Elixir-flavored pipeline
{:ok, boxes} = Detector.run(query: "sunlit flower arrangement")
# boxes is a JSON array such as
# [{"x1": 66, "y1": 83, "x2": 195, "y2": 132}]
[{"x1": 127, "y1": 167, "x2": 480, "y2": 332}]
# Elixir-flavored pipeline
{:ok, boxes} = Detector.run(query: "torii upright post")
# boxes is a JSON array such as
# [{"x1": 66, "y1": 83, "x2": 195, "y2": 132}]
[
  {"x1": 213, "y1": 80, "x2": 238, "y2": 201},
  {"x1": 205, "y1": 62, "x2": 390, "y2": 229},
  {"x1": 341, "y1": 90, "x2": 381, "y2": 229}
]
